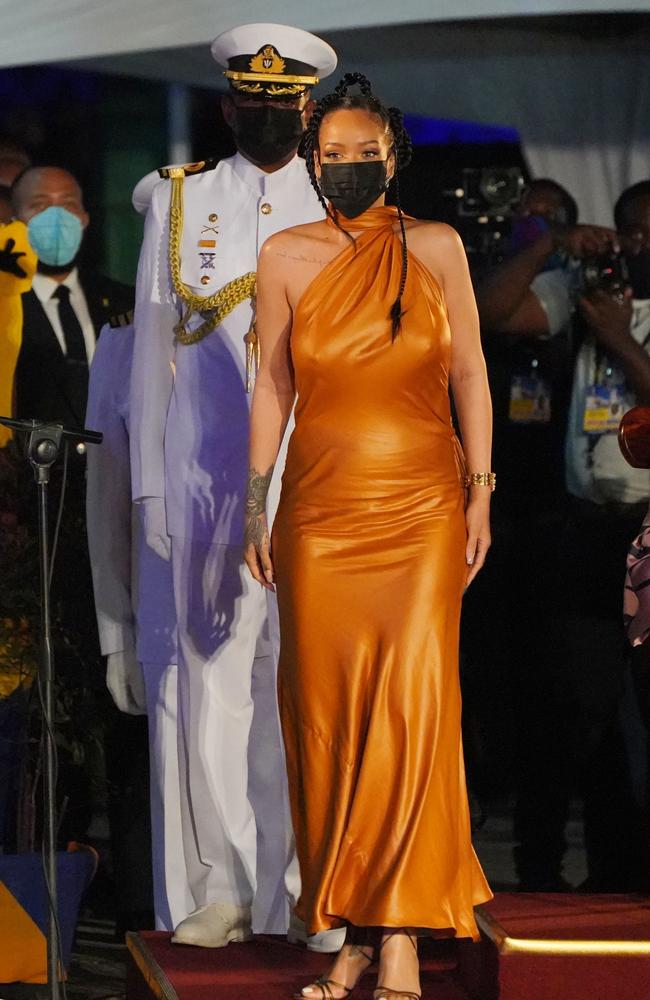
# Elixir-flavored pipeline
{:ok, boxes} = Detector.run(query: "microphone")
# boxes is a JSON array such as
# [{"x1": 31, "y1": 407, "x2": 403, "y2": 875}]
[{"x1": 0, "y1": 416, "x2": 103, "y2": 447}]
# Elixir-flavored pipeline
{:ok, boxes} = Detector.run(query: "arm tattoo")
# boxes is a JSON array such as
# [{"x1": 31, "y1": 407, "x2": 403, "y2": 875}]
[
  {"x1": 245, "y1": 465, "x2": 273, "y2": 548},
  {"x1": 246, "y1": 465, "x2": 273, "y2": 517},
  {"x1": 245, "y1": 513, "x2": 270, "y2": 551}
]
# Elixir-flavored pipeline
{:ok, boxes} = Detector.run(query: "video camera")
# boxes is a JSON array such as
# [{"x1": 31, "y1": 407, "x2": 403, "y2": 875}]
[
  {"x1": 446, "y1": 167, "x2": 526, "y2": 267},
  {"x1": 579, "y1": 252, "x2": 628, "y2": 301},
  {"x1": 452, "y1": 167, "x2": 526, "y2": 219}
]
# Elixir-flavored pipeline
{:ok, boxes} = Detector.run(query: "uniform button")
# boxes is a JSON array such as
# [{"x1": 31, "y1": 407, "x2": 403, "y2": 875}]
[
  {"x1": 260, "y1": 202, "x2": 272, "y2": 215},
  {"x1": 208, "y1": 213, "x2": 218, "y2": 222},
  {"x1": 201, "y1": 275, "x2": 210, "y2": 286}
]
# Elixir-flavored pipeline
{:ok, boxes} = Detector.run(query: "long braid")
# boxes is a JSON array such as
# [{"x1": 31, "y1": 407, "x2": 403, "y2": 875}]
[
  {"x1": 387, "y1": 105, "x2": 412, "y2": 338},
  {"x1": 390, "y1": 171, "x2": 409, "y2": 338},
  {"x1": 301, "y1": 74, "x2": 413, "y2": 339},
  {"x1": 301, "y1": 116, "x2": 337, "y2": 227},
  {"x1": 301, "y1": 74, "x2": 374, "y2": 240}
]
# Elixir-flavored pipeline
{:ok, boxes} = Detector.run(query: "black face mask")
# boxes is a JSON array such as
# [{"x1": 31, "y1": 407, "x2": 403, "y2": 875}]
[
  {"x1": 232, "y1": 106, "x2": 304, "y2": 166},
  {"x1": 320, "y1": 161, "x2": 389, "y2": 219},
  {"x1": 625, "y1": 249, "x2": 650, "y2": 300}
]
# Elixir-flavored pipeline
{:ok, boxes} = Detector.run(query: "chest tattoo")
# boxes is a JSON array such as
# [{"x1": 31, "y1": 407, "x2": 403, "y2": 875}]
[{"x1": 274, "y1": 248, "x2": 328, "y2": 267}]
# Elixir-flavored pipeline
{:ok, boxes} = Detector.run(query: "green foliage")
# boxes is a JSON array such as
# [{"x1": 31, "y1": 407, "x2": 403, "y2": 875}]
[{"x1": 0, "y1": 445, "x2": 40, "y2": 699}]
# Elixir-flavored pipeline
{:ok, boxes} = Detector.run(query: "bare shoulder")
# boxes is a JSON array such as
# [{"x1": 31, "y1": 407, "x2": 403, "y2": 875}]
[
  {"x1": 404, "y1": 220, "x2": 468, "y2": 290},
  {"x1": 405, "y1": 219, "x2": 465, "y2": 256},
  {"x1": 260, "y1": 220, "x2": 330, "y2": 260}
]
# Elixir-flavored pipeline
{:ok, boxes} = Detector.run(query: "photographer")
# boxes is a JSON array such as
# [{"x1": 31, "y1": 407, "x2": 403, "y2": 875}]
[
  {"x1": 477, "y1": 179, "x2": 650, "y2": 891},
  {"x1": 477, "y1": 178, "x2": 619, "y2": 339},
  {"x1": 553, "y1": 181, "x2": 650, "y2": 892},
  {"x1": 462, "y1": 180, "x2": 588, "y2": 863}
]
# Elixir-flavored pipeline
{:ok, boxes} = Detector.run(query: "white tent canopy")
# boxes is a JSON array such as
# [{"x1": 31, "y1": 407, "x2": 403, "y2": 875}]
[
  {"x1": 2, "y1": 2, "x2": 649, "y2": 224},
  {"x1": 0, "y1": 1, "x2": 645, "y2": 67}
]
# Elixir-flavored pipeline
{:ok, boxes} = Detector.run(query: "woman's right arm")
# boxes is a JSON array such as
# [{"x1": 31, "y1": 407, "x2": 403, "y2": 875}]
[{"x1": 244, "y1": 234, "x2": 295, "y2": 591}]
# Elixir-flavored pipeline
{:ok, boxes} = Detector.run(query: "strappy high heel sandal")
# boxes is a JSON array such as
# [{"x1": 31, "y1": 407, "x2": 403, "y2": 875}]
[
  {"x1": 374, "y1": 991, "x2": 421, "y2": 1000},
  {"x1": 294, "y1": 925, "x2": 377, "y2": 1000},
  {"x1": 373, "y1": 929, "x2": 421, "y2": 1000}
]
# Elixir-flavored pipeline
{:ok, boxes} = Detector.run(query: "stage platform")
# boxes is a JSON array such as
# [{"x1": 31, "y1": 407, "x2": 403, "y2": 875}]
[
  {"x1": 459, "y1": 892, "x2": 650, "y2": 1000},
  {"x1": 125, "y1": 932, "x2": 467, "y2": 1000},
  {"x1": 125, "y1": 894, "x2": 650, "y2": 1000}
]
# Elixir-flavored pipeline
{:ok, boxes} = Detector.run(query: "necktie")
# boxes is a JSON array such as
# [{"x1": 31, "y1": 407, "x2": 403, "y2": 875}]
[{"x1": 54, "y1": 284, "x2": 87, "y2": 362}]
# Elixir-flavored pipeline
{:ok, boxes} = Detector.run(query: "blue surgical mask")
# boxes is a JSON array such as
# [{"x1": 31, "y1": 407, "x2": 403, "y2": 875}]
[{"x1": 27, "y1": 205, "x2": 83, "y2": 267}]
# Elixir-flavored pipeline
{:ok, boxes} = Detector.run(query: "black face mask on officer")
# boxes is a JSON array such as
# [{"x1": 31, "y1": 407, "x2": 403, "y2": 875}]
[
  {"x1": 319, "y1": 161, "x2": 389, "y2": 219},
  {"x1": 232, "y1": 105, "x2": 304, "y2": 166}
]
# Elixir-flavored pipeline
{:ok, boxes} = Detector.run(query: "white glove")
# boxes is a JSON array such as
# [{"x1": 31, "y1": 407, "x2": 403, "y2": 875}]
[
  {"x1": 106, "y1": 648, "x2": 147, "y2": 715},
  {"x1": 142, "y1": 496, "x2": 171, "y2": 561}
]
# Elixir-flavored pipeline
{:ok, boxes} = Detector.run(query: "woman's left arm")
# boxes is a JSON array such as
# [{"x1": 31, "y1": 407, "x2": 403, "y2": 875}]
[{"x1": 437, "y1": 225, "x2": 493, "y2": 586}]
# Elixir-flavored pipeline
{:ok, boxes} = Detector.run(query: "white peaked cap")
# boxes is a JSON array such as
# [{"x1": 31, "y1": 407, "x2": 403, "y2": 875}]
[{"x1": 211, "y1": 22, "x2": 337, "y2": 85}]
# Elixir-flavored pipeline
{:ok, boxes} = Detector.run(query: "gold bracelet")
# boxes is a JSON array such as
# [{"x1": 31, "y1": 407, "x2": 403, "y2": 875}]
[{"x1": 463, "y1": 472, "x2": 496, "y2": 491}]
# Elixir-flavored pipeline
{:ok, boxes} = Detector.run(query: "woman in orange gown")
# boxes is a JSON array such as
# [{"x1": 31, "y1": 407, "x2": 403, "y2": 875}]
[{"x1": 245, "y1": 74, "x2": 493, "y2": 1000}]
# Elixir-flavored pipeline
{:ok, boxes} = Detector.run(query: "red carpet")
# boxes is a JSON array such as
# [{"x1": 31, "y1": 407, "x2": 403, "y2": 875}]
[
  {"x1": 458, "y1": 893, "x2": 650, "y2": 1000},
  {"x1": 478, "y1": 892, "x2": 650, "y2": 940},
  {"x1": 127, "y1": 895, "x2": 650, "y2": 1000},
  {"x1": 126, "y1": 932, "x2": 469, "y2": 1000}
]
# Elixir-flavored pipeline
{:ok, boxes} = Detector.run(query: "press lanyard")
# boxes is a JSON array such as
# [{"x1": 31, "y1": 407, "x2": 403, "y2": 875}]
[
  {"x1": 583, "y1": 325, "x2": 650, "y2": 463},
  {"x1": 509, "y1": 357, "x2": 552, "y2": 425}
]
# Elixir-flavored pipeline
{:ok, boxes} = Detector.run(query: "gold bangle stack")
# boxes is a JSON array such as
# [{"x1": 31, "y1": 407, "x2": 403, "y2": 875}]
[{"x1": 463, "y1": 472, "x2": 496, "y2": 492}]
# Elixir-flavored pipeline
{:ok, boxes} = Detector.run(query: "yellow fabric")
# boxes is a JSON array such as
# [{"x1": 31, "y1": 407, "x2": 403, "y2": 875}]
[
  {"x1": 0, "y1": 220, "x2": 37, "y2": 447},
  {"x1": 0, "y1": 881, "x2": 47, "y2": 983},
  {"x1": 273, "y1": 206, "x2": 492, "y2": 939},
  {"x1": 0, "y1": 616, "x2": 37, "y2": 699}
]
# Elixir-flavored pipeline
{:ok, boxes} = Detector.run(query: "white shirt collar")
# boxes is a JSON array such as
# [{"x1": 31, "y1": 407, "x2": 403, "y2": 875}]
[
  {"x1": 632, "y1": 298, "x2": 650, "y2": 328},
  {"x1": 32, "y1": 267, "x2": 81, "y2": 305},
  {"x1": 231, "y1": 151, "x2": 307, "y2": 197}
]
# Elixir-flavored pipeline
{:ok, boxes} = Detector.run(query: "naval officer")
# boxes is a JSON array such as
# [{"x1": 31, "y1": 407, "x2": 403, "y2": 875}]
[
  {"x1": 129, "y1": 23, "x2": 344, "y2": 950},
  {"x1": 85, "y1": 173, "x2": 187, "y2": 931},
  {"x1": 85, "y1": 164, "x2": 188, "y2": 932},
  {"x1": 86, "y1": 309, "x2": 188, "y2": 932}
]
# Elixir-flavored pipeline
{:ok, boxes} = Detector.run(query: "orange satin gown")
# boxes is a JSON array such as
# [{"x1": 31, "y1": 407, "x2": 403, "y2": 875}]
[{"x1": 272, "y1": 206, "x2": 492, "y2": 940}]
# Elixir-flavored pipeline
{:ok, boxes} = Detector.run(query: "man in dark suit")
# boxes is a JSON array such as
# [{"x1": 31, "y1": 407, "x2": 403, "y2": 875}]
[
  {"x1": 8, "y1": 168, "x2": 153, "y2": 930},
  {"x1": 12, "y1": 166, "x2": 133, "y2": 428}
]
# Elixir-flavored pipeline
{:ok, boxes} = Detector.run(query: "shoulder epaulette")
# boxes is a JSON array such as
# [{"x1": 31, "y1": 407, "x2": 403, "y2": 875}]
[
  {"x1": 108, "y1": 310, "x2": 134, "y2": 329},
  {"x1": 158, "y1": 158, "x2": 219, "y2": 180}
]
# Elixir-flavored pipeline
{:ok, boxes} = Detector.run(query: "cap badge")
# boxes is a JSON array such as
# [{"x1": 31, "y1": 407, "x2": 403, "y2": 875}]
[{"x1": 250, "y1": 45, "x2": 286, "y2": 76}]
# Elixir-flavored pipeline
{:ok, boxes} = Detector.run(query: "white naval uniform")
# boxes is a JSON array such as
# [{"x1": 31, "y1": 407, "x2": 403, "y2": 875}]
[
  {"x1": 130, "y1": 152, "x2": 324, "y2": 933},
  {"x1": 86, "y1": 323, "x2": 190, "y2": 931}
]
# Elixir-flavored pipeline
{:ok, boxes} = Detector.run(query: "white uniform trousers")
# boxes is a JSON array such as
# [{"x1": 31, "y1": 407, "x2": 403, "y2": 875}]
[
  {"x1": 143, "y1": 661, "x2": 194, "y2": 931},
  {"x1": 172, "y1": 537, "x2": 299, "y2": 934}
]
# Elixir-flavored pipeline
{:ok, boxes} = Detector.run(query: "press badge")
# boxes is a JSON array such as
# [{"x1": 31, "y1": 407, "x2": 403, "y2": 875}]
[
  {"x1": 509, "y1": 374, "x2": 552, "y2": 424},
  {"x1": 583, "y1": 380, "x2": 627, "y2": 435}
]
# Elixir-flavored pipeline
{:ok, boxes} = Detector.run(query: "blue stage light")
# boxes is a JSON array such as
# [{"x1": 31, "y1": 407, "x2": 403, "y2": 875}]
[{"x1": 403, "y1": 114, "x2": 519, "y2": 146}]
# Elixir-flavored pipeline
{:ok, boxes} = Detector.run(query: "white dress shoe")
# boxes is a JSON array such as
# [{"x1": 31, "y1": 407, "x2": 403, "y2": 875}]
[
  {"x1": 287, "y1": 912, "x2": 347, "y2": 953},
  {"x1": 171, "y1": 902, "x2": 253, "y2": 947}
]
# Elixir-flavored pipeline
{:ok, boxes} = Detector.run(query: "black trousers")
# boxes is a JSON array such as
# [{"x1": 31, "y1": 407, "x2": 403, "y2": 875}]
[
  {"x1": 461, "y1": 500, "x2": 566, "y2": 807},
  {"x1": 513, "y1": 497, "x2": 647, "y2": 890}
]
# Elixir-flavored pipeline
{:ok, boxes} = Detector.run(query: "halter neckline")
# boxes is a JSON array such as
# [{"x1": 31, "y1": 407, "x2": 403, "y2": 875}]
[{"x1": 326, "y1": 204, "x2": 403, "y2": 232}]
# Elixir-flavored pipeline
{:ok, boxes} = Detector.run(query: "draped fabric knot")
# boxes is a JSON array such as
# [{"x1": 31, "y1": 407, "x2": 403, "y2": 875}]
[
  {"x1": 325, "y1": 206, "x2": 413, "y2": 337},
  {"x1": 326, "y1": 205, "x2": 410, "y2": 233}
]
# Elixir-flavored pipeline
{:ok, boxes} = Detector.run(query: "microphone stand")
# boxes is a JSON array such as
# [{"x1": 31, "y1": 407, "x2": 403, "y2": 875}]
[{"x1": 0, "y1": 416, "x2": 102, "y2": 1000}]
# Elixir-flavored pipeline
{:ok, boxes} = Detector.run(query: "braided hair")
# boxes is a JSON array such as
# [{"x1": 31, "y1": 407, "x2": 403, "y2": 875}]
[{"x1": 301, "y1": 73, "x2": 413, "y2": 338}]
